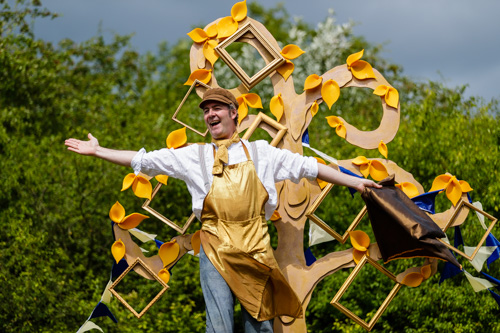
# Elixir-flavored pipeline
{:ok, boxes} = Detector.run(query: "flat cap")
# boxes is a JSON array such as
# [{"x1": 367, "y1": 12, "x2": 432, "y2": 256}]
[{"x1": 199, "y1": 88, "x2": 239, "y2": 109}]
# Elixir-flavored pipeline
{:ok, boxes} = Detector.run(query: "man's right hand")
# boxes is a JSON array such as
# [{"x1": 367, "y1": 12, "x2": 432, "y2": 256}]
[{"x1": 65, "y1": 133, "x2": 99, "y2": 156}]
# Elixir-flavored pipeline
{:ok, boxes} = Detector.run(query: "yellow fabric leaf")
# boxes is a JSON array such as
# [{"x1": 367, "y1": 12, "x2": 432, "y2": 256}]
[
  {"x1": 242, "y1": 93, "x2": 263, "y2": 109},
  {"x1": 378, "y1": 140, "x2": 388, "y2": 158},
  {"x1": 429, "y1": 174, "x2": 453, "y2": 192},
  {"x1": 346, "y1": 49, "x2": 364, "y2": 67},
  {"x1": 352, "y1": 156, "x2": 369, "y2": 166},
  {"x1": 203, "y1": 39, "x2": 219, "y2": 66},
  {"x1": 270, "y1": 93, "x2": 284, "y2": 122},
  {"x1": 421, "y1": 264, "x2": 432, "y2": 279},
  {"x1": 205, "y1": 24, "x2": 218, "y2": 38},
  {"x1": 402, "y1": 272, "x2": 424, "y2": 287},
  {"x1": 155, "y1": 175, "x2": 169, "y2": 185},
  {"x1": 386, "y1": 87, "x2": 399, "y2": 109},
  {"x1": 237, "y1": 101, "x2": 248, "y2": 124},
  {"x1": 131, "y1": 176, "x2": 152, "y2": 200},
  {"x1": 317, "y1": 179, "x2": 328, "y2": 190},
  {"x1": 191, "y1": 230, "x2": 201, "y2": 256},
  {"x1": 166, "y1": 127, "x2": 187, "y2": 149},
  {"x1": 446, "y1": 178, "x2": 463, "y2": 206},
  {"x1": 349, "y1": 230, "x2": 370, "y2": 251},
  {"x1": 159, "y1": 241, "x2": 180, "y2": 267},
  {"x1": 325, "y1": 115, "x2": 342, "y2": 128},
  {"x1": 336, "y1": 124, "x2": 346, "y2": 139},
  {"x1": 231, "y1": 0, "x2": 247, "y2": 22},
  {"x1": 396, "y1": 182, "x2": 420, "y2": 198},
  {"x1": 158, "y1": 268, "x2": 170, "y2": 284},
  {"x1": 352, "y1": 249, "x2": 368, "y2": 265},
  {"x1": 119, "y1": 213, "x2": 149, "y2": 230},
  {"x1": 310, "y1": 101, "x2": 319, "y2": 117},
  {"x1": 276, "y1": 60, "x2": 294, "y2": 81},
  {"x1": 359, "y1": 164, "x2": 370, "y2": 178},
  {"x1": 111, "y1": 239, "x2": 126, "y2": 264},
  {"x1": 184, "y1": 69, "x2": 212, "y2": 86},
  {"x1": 217, "y1": 16, "x2": 238, "y2": 39},
  {"x1": 121, "y1": 173, "x2": 136, "y2": 191},
  {"x1": 313, "y1": 157, "x2": 326, "y2": 165},
  {"x1": 350, "y1": 60, "x2": 376, "y2": 80},
  {"x1": 369, "y1": 160, "x2": 389, "y2": 181},
  {"x1": 270, "y1": 210, "x2": 281, "y2": 221},
  {"x1": 187, "y1": 28, "x2": 208, "y2": 43},
  {"x1": 321, "y1": 79, "x2": 340, "y2": 109},
  {"x1": 280, "y1": 44, "x2": 305, "y2": 60},
  {"x1": 459, "y1": 180, "x2": 473, "y2": 192},
  {"x1": 303, "y1": 74, "x2": 322, "y2": 91},
  {"x1": 373, "y1": 84, "x2": 389, "y2": 96},
  {"x1": 109, "y1": 201, "x2": 125, "y2": 224}
]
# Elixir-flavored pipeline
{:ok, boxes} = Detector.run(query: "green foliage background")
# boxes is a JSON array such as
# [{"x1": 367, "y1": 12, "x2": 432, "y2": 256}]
[{"x1": 1, "y1": 1, "x2": 499, "y2": 332}]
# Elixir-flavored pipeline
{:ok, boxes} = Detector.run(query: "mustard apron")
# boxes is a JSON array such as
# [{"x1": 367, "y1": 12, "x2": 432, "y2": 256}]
[{"x1": 199, "y1": 143, "x2": 303, "y2": 321}]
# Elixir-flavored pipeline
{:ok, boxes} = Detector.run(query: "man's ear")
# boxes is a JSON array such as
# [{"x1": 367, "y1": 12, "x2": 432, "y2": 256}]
[{"x1": 230, "y1": 108, "x2": 238, "y2": 120}]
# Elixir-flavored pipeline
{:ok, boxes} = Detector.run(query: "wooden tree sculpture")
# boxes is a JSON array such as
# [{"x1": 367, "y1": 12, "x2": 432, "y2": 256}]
[{"x1": 110, "y1": 3, "x2": 496, "y2": 332}]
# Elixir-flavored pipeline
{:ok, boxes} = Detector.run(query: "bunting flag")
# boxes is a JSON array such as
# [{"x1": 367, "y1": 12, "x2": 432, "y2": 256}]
[
  {"x1": 472, "y1": 201, "x2": 488, "y2": 229},
  {"x1": 76, "y1": 320, "x2": 104, "y2": 333},
  {"x1": 454, "y1": 226, "x2": 464, "y2": 248},
  {"x1": 309, "y1": 220, "x2": 335, "y2": 246},
  {"x1": 100, "y1": 280, "x2": 113, "y2": 304},
  {"x1": 302, "y1": 129, "x2": 339, "y2": 165},
  {"x1": 464, "y1": 246, "x2": 497, "y2": 272},
  {"x1": 488, "y1": 289, "x2": 500, "y2": 307},
  {"x1": 439, "y1": 259, "x2": 463, "y2": 284},
  {"x1": 411, "y1": 190, "x2": 440, "y2": 214},
  {"x1": 155, "y1": 239, "x2": 164, "y2": 249},
  {"x1": 111, "y1": 259, "x2": 129, "y2": 280},
  {"x1": 464, "y1": 270, "x2": 496, "y2": 292},
  {"x1": 338, "y1": 166, "x2": 362, "y2": 197},
  {"x1": 486, "y1": 233, "x2": 500, "y2": 269},
  {"x1": 304, "y1": 248, "x2": 317, "y2": 266},
  {"x1": 481, "y1": 272, "x2": 500, "y2": 289},
  {"x1": 89, "y1": 302, "x2": 118, "y2": 323},
  {"x1": 129, "y1": 228, "x2": 157, "y2": 243}
]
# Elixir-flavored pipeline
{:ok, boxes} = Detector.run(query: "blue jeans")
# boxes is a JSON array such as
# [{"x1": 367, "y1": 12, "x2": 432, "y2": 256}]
[{"x1": 199, "y1": 245, "x2": 274, "y2": 333}]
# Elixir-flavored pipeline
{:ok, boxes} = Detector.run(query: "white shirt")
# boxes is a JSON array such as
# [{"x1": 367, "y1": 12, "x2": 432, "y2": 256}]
[{"x1": 131, "y1": 139, "x2": 318, "y2": 221}]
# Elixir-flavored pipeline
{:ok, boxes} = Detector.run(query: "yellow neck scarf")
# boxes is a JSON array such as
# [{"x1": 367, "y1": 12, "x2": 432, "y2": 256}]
[{"x1": 211, "y1": 131, "x2": 240, "y2": 175}]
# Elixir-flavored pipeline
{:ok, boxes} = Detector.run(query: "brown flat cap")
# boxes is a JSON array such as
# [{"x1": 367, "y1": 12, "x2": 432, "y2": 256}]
[{"x1": 199, "y1": 88, "x2": 239, "y2": 109}]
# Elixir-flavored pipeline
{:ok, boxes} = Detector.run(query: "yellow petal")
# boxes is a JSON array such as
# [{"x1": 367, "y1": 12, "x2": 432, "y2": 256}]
[
  {"x1": 373, "y1": 84, "x2": 389, "y2": 96},
  {"x1": 270, "y1": 210, "x2": 281, "y2": 221},
  {"x1": 429, "y1": 174, "x2": 453, "y2": 192},
  {"x1": 203, "y1": 39, "x2": 219, "y2": 66},
  {"x1": 187, "y1": 28, "x2": 208, "y2": 43},
  {"x1": 359, "y1": 164, "x2": 370, "y2": 178},
  {"x1": 242, "y1": 93, "x2": 263, "y2": 109},
  {"x1": 231, "y1": 0, "x2": 247, "y2": 22},
  {"x1": 402, "y1": 272, "x2": 424, "y2": 287},
  {"x1": 270, "y1": 93, "x2": 284, "y2": 122},
  {"x1": 121, "y1": 173, "x2": 136, "y2": 191},
  {"x1": 378, "y1": 141, "x2": 388, "y2": 158},
  {"x1": 184, "y1": 69, "x2": 212, "y2": 86},
  {"x1": 446, "y1": 177, "x2": 463, "y2": 206},
  {"x1": 346, "y1": 49, "x2": 364, "y2": 67},
  {"x1": 325, "y1": 115, "x2": 342, "y2": 128},
  {"x1": 336, "y1": 124, "x2": 346, "y2": 139},
  {"x1": 369, "y1": 160, "x2": 389, "y2": 181},
  {"x1": 217, "y1": 16, "x2": 238, "y2": 39},
  {"x1": 421, "y1": 264, "x2": 432, "y2": 279},
  {"x1": 350, "y1": 60, "x2": 376, "y2": 80},
  {"x1": 459, "y1": 180, "x2": 473, "y2": 193},
  {"x1": 349, "y1": 230, "x2": 370, "y2": 251},
  {"x1": 111, "y1": 239, "x2": 126, "y2": 264},
  {"x1": 191, "y1": 230, "x2": 201, "y2": 256},
  {"x1": 310, "y1": 101, "x2": 319, "y2": 117},
  {"x1": 166, "y1": 127, "x2": 187, "y2": 149},
  {"x1": 317, "y1": 179, "x2": 328, "y2": 190},
  {"x1": 280, "y1": 44, "x2": 305, "y2": 60},
  {"x1": 396, "y1": 182, "x2": 420, "y2": 198},
  {"x1": 119, "y1": 213, "x2": 149, "y2": 230},
  {"x1": 159, "y1": 240, "x2": 180, "y2": 268},
  {"x1": 109, "y1": 201, "x2": 125, "y2": 224},
  {"x1": 276, "y1": 60, "x2": 294, "y2": 81},
  {"x1": 304, "y1": 74, "x2": 323, "y2": 91},
  {"x1": 155, "y1": 175, "x2": 169, "y2": 185},
  {"x1": 158, "y1": 268, "x2": 170, "y2": 284},
  {"x1": 131, "y1": 176, "x2": 153, "y2": 200},
  {"x1": 313, "y1": 157, "x2": 326, "y2": 165},
  {"x1": 352, "y1": 249, "x2": 366, "y2": 264},
  {"x1": 237, "y1": 101, "x2": 248, "y2": 125},
  {"x1": 205, "y1": 24, "x2": 218, "y2": 38},
  {"x1": 352, "y1": 156, "x2": 369, "y2": 166},
  {"x1": 321, "y1": 79, "x2": 340, "y2": 109},
  {"x1": 385, "y1": 87, "x2": 399, "y2": 109}
]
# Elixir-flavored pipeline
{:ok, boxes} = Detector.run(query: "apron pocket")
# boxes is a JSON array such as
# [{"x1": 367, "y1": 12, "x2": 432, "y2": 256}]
[{"x1": 217, "y1": 216, "x2": 266, "y2": 254}]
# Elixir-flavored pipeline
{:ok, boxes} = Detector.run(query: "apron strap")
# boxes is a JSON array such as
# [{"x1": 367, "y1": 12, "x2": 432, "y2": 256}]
[{"x1": 198, "y1": 144, "x2": 211, "y2": 192}]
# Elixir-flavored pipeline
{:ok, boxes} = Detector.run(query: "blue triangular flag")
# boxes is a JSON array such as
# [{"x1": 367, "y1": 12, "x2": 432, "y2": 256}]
[
  {"x1": 486, "y1": 233, "x2": 500, "y2": 269},
  {"x1": 488, "y1": 289, "x2": 500, "y2": 308},
  {"x1": 481, "y1": 272, "x2": 500, "y2": 289},
  {"x1": 89, "y1": 302, "x2": 117, "y2": 323},
  {"x1": 339, "y1": 166, "x2": 362, "y2": 197},
  {"x1": 454, "y1": 226, "x2": 464, "y2": 248},
  {"x1": 304, "y1": 247, "x2": 316, "y2": 266},
  {"x1": 439, "y1": 259, "x2": 463, "y2": 284},
  {"x1": 411, "y1": 190, "x2": 440, "y2": 214},
  {"x1": 111, "y1": 259, "x2": 129, "y2": 280},
  {"x1": 155, "y1": 239, "x2": 164, "y2": 249},
  {"x1": 302, "y1": 128, "x2": 310, "y2": 145}
]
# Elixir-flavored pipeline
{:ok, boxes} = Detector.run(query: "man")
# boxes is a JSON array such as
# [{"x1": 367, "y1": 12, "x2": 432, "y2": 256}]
[{"x1": 65, "y1": 88, "x2": 381, "y2": 332}]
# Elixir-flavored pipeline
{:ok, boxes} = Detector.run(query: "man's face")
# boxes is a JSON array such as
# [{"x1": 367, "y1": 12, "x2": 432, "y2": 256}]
[{"x1": 203, "y1": 101, "x2": 237, "y2": 140}]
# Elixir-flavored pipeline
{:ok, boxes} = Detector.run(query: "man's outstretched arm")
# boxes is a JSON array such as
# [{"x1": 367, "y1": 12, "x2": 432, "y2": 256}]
[
  {"x1": 317, "y1": 163, "x2": 382, "y2": 192},
  {"x1": 65, "y1": 133, "x2": 137, "y2": 167}
]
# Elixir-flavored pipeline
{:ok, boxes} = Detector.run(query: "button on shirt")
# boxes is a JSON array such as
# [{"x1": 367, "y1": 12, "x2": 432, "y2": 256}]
[{"x1": 131, "y1": 140, "x2": 318, "y2": 221}]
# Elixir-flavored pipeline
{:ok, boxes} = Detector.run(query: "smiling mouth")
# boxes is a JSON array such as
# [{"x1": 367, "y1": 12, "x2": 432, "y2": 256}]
[{"x1": 209, "y1": 120, "x2": 221, "y2": 127}]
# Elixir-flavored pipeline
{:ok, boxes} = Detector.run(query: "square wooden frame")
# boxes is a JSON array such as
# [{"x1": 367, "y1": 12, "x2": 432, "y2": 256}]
[
  {"x1": 241, "y1": 112, "x2": 287, "y2": 147},
  {"x1": 142, "y1": 182, "x2": 197, "y2": 234},
  {"x1": 109, "y1": 258, "x2": 169, "y2": 319},
  {"x1": 306, "y1": 182, "x2": 367, "y2": 244},
  {"x1": 215, "y1": 22, "x2": 286, "y2": 90},
  {"x1": 331, "y1": 255, "x2": 402, "y2": 331},
  {"x1": 437, "y1": 199, "x2": 498, "y2": 261},
  {"x1": 171, "y1": 79, "x2": 211, "y2": 137}
]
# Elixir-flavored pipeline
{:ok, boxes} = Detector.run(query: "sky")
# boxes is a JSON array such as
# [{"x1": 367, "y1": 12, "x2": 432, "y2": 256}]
[{"x1": 33, "y1": 0, "x2": 500, "y2": 101}]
